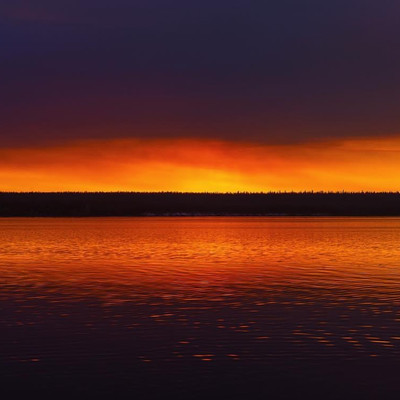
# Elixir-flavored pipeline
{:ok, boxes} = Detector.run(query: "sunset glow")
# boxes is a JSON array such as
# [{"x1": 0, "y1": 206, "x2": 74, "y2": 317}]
[
  {"x1": 3, "y1": 1, "x2": 400, "y2": 399},
  {"x1": 0, "y1": 136, "x2": 399, "y2": 192}
]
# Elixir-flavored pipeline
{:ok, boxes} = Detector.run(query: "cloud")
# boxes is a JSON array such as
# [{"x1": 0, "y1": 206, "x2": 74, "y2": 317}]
[
  {"x1": 0, "y1": 136, "x2": 399, "y2": 192},
  {"x1": 1, "y1": 1, "x2": 400, "y2": 146}
]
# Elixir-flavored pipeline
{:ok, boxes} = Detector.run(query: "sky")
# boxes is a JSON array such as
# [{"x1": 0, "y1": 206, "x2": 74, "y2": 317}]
[{"x1": 1, "y1": 0, "x2": 400, "y2": 191}]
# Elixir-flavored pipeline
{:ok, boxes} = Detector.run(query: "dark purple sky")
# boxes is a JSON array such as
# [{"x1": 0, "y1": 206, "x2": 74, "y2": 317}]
[{"x1": 2, "y1": 0, "x2": 400, "y2": 146}]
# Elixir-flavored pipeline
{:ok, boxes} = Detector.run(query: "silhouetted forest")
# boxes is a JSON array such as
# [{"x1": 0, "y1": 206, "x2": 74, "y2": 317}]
[{"x1": 0, "y1": 192, "x2": 400, "y2": 216}]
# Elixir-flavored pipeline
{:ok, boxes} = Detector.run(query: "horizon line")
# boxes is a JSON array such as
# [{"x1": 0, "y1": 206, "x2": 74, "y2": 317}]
[{"x1": 1, "y1": 191, "x2": 400, "y2": 195}]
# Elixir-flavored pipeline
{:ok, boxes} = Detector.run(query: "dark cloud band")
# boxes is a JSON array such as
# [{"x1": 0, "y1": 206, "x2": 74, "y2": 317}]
[{"x1": 2, "y1": 0, "x2": 400, "y2": 145}]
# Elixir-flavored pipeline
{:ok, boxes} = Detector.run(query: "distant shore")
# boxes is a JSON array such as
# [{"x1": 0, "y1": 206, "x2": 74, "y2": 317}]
[{"x1": 1, "y1": 192, "x2": 400, "y2": 217}]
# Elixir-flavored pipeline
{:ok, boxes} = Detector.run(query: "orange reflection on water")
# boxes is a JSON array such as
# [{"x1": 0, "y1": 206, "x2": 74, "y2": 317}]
[
  {"x1": 1, "y1": 217, "x2": 400, "y2": 297},
  {"x1": 1, "y1": 217, "x2": 400, "y2": 364}
]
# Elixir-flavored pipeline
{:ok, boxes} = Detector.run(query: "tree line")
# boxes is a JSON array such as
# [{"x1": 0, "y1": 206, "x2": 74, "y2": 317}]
[{"x1": 0, "y1": 192, "x2": 400, "y2": 216}]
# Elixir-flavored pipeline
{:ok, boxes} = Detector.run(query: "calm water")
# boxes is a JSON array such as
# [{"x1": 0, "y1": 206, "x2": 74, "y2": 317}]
[{"x1": 1, "y1": 217, "x2": 400, "y2": 398}]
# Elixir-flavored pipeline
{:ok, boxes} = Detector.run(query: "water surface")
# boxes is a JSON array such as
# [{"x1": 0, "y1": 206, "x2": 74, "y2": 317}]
[{"x1": 1, "y1": 217, "x2": 400, "y2": 398}]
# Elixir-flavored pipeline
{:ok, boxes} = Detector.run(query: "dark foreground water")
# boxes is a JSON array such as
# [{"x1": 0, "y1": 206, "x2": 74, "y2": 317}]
[{"x1": 1, "y1": 217, "x2": 400, "y2": 399}]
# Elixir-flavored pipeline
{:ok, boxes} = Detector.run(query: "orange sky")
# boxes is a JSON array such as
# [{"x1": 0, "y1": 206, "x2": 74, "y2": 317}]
[{"x1": 0, "y1": 136, "x2": 399, "y2": 192}]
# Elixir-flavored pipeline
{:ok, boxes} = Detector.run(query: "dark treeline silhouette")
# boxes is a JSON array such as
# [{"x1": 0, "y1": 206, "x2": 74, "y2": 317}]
[{"x1": 1, "y1": 192, "x2": 400, "y2": 216}]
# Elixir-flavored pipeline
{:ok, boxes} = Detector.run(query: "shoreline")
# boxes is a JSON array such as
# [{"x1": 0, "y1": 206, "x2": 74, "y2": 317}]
[{"x1": 1, "y1": 192, "x2": 400, "y2": 217}]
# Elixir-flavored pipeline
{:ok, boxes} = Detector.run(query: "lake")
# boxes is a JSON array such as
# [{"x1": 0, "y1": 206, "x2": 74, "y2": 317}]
[{"x1": 1, "y1": 217, "x2": 400, "y2": 399}]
